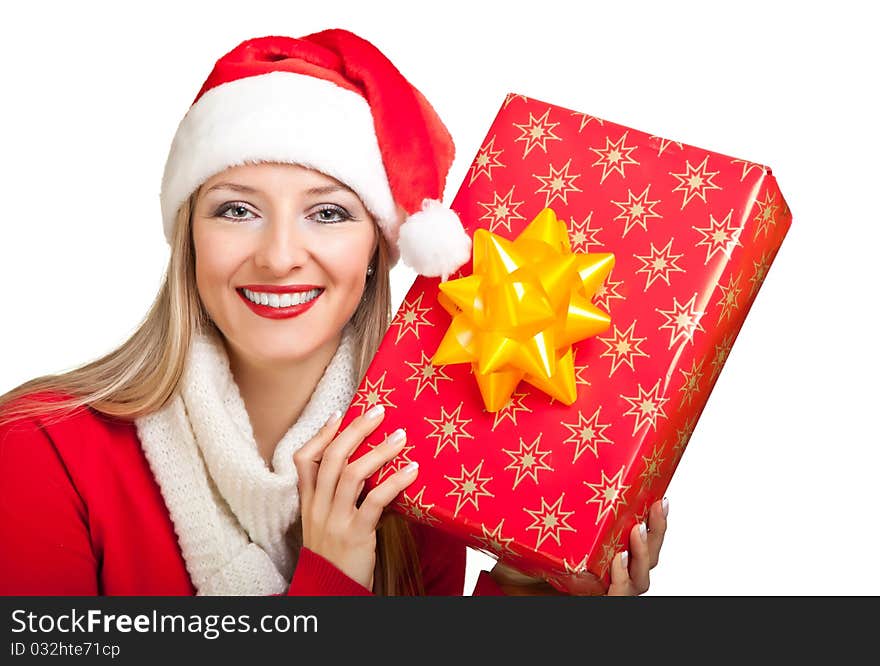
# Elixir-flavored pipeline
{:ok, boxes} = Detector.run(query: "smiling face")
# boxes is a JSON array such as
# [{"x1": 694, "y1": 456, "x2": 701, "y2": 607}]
[{"x1": 192, "y1": 162, "x2": 378, "y2": 369}]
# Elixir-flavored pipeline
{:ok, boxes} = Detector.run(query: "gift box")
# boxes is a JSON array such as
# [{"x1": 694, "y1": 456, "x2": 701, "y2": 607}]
[{"x1": 343, "y1": 92, "x2": 792, "y2": 593}]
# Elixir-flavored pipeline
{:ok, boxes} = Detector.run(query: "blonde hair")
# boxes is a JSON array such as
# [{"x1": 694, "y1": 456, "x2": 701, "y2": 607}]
[{"x1": 0, "y1": 186, "x2": 424, "y2": 596}]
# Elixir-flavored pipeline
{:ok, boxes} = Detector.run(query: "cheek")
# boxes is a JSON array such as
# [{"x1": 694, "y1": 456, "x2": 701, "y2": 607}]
[
  {"x1": 322, "y1": 229, "x2": 376, "y2": 285},
  {"x1": 193, "y1": 226, "x2": 248, "y2": 300}
]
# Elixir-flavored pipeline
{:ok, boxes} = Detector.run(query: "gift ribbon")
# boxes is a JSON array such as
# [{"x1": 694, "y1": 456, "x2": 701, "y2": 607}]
[{"x1": 431, "y1": 207, "x2": 615, "y2": 412}]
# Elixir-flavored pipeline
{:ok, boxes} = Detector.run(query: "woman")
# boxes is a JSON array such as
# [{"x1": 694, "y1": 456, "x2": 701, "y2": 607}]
[{"x1": 0, "y1": 29, "x2": 667, "y2": 596}]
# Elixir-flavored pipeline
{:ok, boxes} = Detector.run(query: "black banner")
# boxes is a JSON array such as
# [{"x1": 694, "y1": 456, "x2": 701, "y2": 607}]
[{"x1": 1, "y1": 596, "x2": 872, "y2": 660}]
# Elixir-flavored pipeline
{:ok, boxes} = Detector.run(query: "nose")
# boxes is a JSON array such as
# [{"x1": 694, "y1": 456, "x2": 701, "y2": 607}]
[{"x1": 253, "y1": 216, "x2": 311, "y2": 276}]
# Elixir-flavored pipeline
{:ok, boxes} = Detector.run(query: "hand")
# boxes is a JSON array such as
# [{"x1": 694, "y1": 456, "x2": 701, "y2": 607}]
[
  {"x1": 488, "y1": 497, "x2": 670, "y2": 596},
  {"x1": 292, "y1": 405, "x2": 419, "y2": 590}
]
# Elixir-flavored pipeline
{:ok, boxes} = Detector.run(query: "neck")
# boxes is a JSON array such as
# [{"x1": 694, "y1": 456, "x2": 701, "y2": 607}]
[{"x1": 225, "y1": 331, "x2": 343, "y2": 469}]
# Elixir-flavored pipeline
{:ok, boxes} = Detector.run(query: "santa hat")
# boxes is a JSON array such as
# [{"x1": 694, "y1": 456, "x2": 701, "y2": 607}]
[{"x1": 159, "y1": 29, "x2": 471, "y2": 280}]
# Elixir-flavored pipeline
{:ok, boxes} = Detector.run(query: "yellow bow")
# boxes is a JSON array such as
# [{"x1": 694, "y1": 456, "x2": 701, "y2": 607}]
[{"x1": 431, "y1": 208, "x2": 614, "y2": 412}]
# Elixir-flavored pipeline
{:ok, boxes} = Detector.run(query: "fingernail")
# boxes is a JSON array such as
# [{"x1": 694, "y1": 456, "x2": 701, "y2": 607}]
[
  {"x1": 620, "y1": 551, "x2": 628, "y2": 568},
  {"x1": 324, "y1": 410, "x2": 342, "y2": 427},
  {"x1": 662, "y1": 497, "x2": 669, "y2": 518},
  {"x1": 387, "y1": 428, "x2": 406, "y2": 446},
  {"x1": 638, "y1": 522, "x2": 647, "y2": 542},
  {"x1": 402, "y1": 461, "x2": 419, "y2": 475},
  {"x1": 365, "y1": 405, "x2": 385, "y2": 420}
]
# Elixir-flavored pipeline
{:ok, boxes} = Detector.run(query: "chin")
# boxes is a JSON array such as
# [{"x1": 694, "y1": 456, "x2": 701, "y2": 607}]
[{"x1": 239, "y1": 327, "x2": 337, "y2": 367}]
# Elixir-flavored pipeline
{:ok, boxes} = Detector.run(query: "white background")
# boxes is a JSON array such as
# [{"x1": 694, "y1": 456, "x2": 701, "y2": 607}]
[{"x1": 1, "y1": 1, "x2": 876, "y2": 595}]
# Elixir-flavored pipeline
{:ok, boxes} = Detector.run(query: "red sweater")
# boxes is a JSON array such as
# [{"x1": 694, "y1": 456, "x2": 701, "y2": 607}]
[{"x1": 0, "y1": 393, "x2": 503, "y2": 596}]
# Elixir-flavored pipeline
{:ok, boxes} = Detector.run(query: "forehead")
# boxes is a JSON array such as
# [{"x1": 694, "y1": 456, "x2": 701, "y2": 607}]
[{"x1": 201, "y1": 162, "x2": 353, "y2": 194}]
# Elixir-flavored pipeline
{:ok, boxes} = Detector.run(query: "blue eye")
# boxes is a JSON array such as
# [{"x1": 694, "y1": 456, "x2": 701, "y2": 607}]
[
  {"x1": 310, "y1": 205, "x2": 353, "y2": 224},
  {"x1": 215, "y1": 202, "x2": 256, "y2": 221}
]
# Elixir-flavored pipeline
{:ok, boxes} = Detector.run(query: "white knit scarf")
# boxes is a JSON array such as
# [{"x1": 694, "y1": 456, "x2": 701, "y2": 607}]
[{"x1": 134, "y1": 325, "x2": 358, "y2": 595}]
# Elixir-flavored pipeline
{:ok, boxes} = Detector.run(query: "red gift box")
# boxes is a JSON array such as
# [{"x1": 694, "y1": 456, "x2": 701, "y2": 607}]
[{"x1": 343, "y1": 92, "x2": 792, "y2": 593}]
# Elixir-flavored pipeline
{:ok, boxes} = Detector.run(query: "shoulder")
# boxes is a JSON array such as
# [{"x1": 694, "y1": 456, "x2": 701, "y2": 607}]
[{"x1": 0, "y1": 389, "x2": 140, "y2": 470}]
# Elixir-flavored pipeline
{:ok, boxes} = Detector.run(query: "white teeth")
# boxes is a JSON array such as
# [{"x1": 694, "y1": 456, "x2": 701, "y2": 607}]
[{"x1": 242, "y1": 288, "x2": 322, "y2": 309}]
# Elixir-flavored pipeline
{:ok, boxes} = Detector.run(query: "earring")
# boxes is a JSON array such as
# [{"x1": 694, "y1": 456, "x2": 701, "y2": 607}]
[{"x1": 366, "y1": 265, "x2": 375, "y2": 278}]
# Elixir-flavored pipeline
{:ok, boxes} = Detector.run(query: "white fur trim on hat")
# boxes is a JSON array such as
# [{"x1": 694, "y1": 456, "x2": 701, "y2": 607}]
[
  {"x1": 397, "y1": 199, "x2": 472, "y2": 281},
  {"x1": 159, "y1": 71, "x2": 398, "y2": 244}
]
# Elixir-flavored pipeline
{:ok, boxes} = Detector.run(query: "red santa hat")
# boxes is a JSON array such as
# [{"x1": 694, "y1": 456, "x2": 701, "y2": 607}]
[{"x1": 160, "y1": 29, "x2": 471, "y2": 280}]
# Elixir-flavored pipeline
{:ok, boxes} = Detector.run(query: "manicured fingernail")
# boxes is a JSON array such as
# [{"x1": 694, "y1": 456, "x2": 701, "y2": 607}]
[
  {"x1": 662, "y1": 497, "x2": 669, "y2": 518},
  {"x1": 365, "y1": 405, "x2": 385, "y2": 420},
  {"x1": 638, "y1": 522, "x2": 647, "y2": 542},
  {"x1": 387, "y1": 428, "x2": 406, "y2": 446},
  {"x1": 620, "y1": 551, "x2": 628, "y2": 568},
  {"x1": 324, "y1": 410, "x2": 342, "y2": 427},
  {"x1": 402, "y1": 461, "x2": 419, "y2": 474}
]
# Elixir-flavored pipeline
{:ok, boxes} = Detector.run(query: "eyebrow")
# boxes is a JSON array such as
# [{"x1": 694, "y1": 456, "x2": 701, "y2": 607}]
[{"x1": 204, "y1": 182, "x2": 354, "y2": 197}]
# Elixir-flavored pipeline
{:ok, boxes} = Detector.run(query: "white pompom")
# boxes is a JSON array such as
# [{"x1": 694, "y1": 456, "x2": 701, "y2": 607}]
[{"x1": 397, "y1": 199, "x2": 472, "y2": 281}]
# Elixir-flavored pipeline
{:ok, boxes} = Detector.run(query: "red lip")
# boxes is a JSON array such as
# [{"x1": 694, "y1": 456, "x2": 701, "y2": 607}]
[
  {"x1": 239, "y1": 284, "x2": 323, "y2": 294},
  {"x1": 236, "y1": 288, "x2": 323, "y2": 320}
]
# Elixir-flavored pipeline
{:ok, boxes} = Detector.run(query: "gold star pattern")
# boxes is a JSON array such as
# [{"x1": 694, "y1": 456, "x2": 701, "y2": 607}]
[
  {"x1": 467, "y1": 135, "x2": 505, "y2": 186},
  {"x1": 716, "y1": 270, "x2": 744, "y2": 323},
  {"x1": 592, "y1": 274, "x2": 626, "y2": 314},
  {"x1": 610, "y1": 184, "x2": 663, "y2": 237},
  {"x1": 513, "y1": 108, "x2": 562, "y2": 158},
  {"x1": 502, "y1": 433, "x2": 555, "y2": 490},
  {"x1": 425, "y1": 402, "x2": 474, "y2": 458},
  {"x1": 560, "y1": 406, "x2": 614, "y2": 463},
  {"x1": 390, "y1": 292, "x2": 433, "y2": 343},
  {"x1": 399, "y1": 487, "x2": 440, "y2": 527},
  {"x1": 693, "y1": 209, "x2": 744, "y2": 264},
  {"x1": 351, "y1": 371, "x2": 397, "y2": 414},
  {"x1": 589, "y1": 131, "x2": 641, "y2": 183},
  {"x1": 620, "y1": 378, "x2": 670, "y2": 436},
  {"x1": 731, "y1": 157, "x2": 766, "y2": 182},
  {"x1": 403, "y1": 350, "x2": 454, "y2": 399},
  {"x1": 563, "y1": 553, "x2": 591, "y2": 577},
  {"x1": 566, "y1": 212, "x2": 603, "y2": 253},
  {"x1": 656, "y1": 292, "x2": 707, "y2": 349},
  {"x1": 635, "y1": 502, "x2": 651, "y2": 526},
  {"x1": 473, "y1": 519, "x2": 517, "y2": 557},
  {"x1": 490, "y1": 390, "x2": 532, "y2": 431},
  {"x1": 639, "y1": 440, "x2": 666, "y2": 493},
  {"x1": 596, "y1": 530, "x2": 623, "y2": 577},
  {"x1": 572, "y1": 347, "x2": 591, "y2": 388},
  {"x1": 571, "y1": 110, "x2": 605, "y2": 132},
  {"x1": 709, "y1": 332, "x2": 735, "y2": 383},
  {"x1": 753, "y1": 190, "x2": 781, "y2": 239},
  {"x1": 669, "y1": 155, "x2": 722, "y2": 209},
  {"x1": 533, "y1": 159, "x2": 583, "y2": 207},
  {"x1": 649, "y1": 135, "x2": 684, "y2": 156},
  {"x1": 677, "y1": 356, "x2": 705, "y2": 408},
  {"x1": 671, "y1": 414, "x2": 699, "y2": 465},
  {"x1": 444, "y1": 460, "x2": 495, "y2": 518},
  {"x1": 503, "y1": 93, "x2": 528, "y2": 108},
  {"x1": 584, "y1": 465, "x2": 631, "y2": 525},
  {"x1": 597, "y1": 320, "x2": 651, "y2": 377},
  {"x1": 476, "y1": 186, "x2": 527, "y2": 234},
  {"x1": 523, "y1": 493, "x2": 577, "y2": 549},
  {"x1": 375, "y1": 436, "x2": 416, "y2": 482},
  {"x1": 633, "y1": 238, "x2": 686, "y2": 291},
  {"x1": 748, "y1": 249, "x2": 773, "y2": 299}
]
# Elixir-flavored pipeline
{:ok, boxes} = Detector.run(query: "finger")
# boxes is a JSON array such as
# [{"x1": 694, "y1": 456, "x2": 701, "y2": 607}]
[
  {"x1": 353, "y1": 461, "x2": 419, "y2": 531},
  {"x1": 647, "y1": 497, "x2": 669, "y2": 569},
  {"x1": 606, "y1": 551, "x2": 633, "y2": 596},
  {"x1": 332, "y1": 428, "x2": 407, "y2": 518},
  {"x1": 312, "y1": 405, "x2": 386, "y2": 519},
  {"x1": 293, "y1": 410, "x2": 343, "y2": 510},
  {"x1": 627, "y1": 521, "x2": 651, "y2": 594}
]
